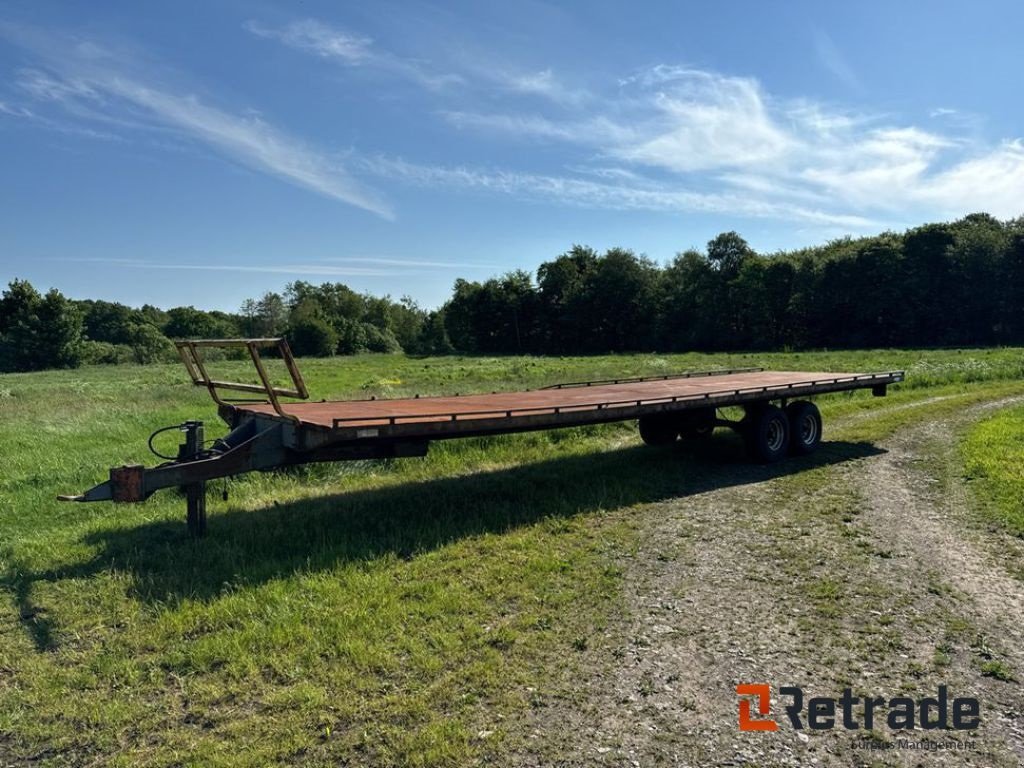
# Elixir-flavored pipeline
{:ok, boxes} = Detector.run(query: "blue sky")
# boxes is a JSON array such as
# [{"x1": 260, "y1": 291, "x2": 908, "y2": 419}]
[{"x1": 2, "y1": 1, "x2": 1023, "y2": 311}]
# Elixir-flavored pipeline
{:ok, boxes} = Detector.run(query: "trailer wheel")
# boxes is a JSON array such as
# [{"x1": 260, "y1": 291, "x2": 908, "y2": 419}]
[
  {"x1": 638, "y1": 415, "x2": 678, "y2": 446},
  {"x1": 684, "y1": 424, "x2": 714, "y2": 439},
  {"x1": 678, "y1": 407, "x2": 716, "y2": 439},
  {"x1": 785, "y1": 401, "x2": 822, "y2": 455},
  {"x1": 744, "y1": 405, "x2": 790, "y2": 463}
]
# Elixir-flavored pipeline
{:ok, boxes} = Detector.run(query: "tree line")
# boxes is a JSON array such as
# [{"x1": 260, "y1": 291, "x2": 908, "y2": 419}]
[
  {"x1": 0, "y1": 280, "x2": 451, "y2": 372},
  {"x1": 1, "y1": 212, "x2": 1022, "y2": 373},
  {"x1": 443, "y1": 213, "x2": 1024, "y2": 353}
]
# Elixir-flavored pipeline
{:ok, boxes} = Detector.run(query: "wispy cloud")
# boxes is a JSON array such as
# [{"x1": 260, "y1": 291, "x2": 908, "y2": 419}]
[
  {"x1": 5, "y1": 17, "x2": 1022, "y2": 234},
  {"x1": 440, "y1": 110, "x2": 632, "y2": 144},
  {"x1": 246, "y1": 17, "x2": 594, "y2": 108},
  {"x1": 442, "y1": 65, "x2": 798, "y2": 174},
  {"x1": 2, "y1": 25, "x2": 392, "y2": 218},
  {"x1": 437, "y1": 62, "x2": 1024, "y2": 221},
  {"x1": 50, "y1": 257, "x2": 445, "y2": 277},
  {"x1": 244, "y1": 19, "x2": 462, "y2": 91},
  {"x1": 105, "y1": 79, "x2": 392, "y2": 217},
  {"x1": 497, "y1": 68, "x2": 589, "y2": 105},
  {"x1": 360, "y1": 155, "x2": 876, "y2": 228},
  {"x1": 812, "y1": 27, "x2": 862, "y2": 92},
  {"x1": 613, "y1": 67, "x2": 794, "y2": 173},
  {"x1": 1, "y1": 80, "x2": 126, "y2": 140},
  {"x1": 323, "y1": 256, "x2": 499, "y2": 269},
  {"x1": 54, "y1": 255, "x2": 498, "y2": 274},
  {"x1": 0, "y1": 98, "x2": 33, "y2": 117}
]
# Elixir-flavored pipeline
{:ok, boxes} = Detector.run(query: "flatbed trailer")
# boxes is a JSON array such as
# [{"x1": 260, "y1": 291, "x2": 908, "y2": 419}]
[{"x1": 61, "y1": 339, "x2": 904, "y2": 536}]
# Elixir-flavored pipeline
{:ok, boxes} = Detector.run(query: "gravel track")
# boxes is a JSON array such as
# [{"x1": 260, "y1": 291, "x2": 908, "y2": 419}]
[{"x1": 514, "y1": 396, "x2": 1024, "y2": 767}]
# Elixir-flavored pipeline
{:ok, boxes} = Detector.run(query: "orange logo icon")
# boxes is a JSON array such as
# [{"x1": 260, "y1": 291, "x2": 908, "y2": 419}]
[{"x1": 737, "y1": 683, "x2": 778, "y2": 731}]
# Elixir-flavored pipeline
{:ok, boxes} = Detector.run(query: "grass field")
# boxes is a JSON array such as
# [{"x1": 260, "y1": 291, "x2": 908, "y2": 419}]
[
  {"x1": 962, "y1": 403, "x2": 1024, "y2": 535},
  {"x1": 1, "y1": 348, "x2": 1023, "y2": 766}
]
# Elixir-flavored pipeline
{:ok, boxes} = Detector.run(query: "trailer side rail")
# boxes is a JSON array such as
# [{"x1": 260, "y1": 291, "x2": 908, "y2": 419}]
[
  {"x1": 329, "y1": 372, "x2": 904, "y2": 431},
  {"x1": 539, "y1": 367, "x2": 764, "y2": 389}
]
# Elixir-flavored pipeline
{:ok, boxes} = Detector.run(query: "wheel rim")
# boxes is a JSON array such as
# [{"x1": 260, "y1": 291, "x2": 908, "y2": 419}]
[
  {"x1": 799, "y1": 413, "x2": 818, "y2": 446},
  {"x1": 766, "y1": 418, "x2": 785, "y2": 452}
]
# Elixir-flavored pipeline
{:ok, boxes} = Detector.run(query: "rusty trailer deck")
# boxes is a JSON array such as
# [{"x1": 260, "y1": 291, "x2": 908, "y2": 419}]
[
  {"x1": 61, "y1": 338, "x2": 905, "y2": 537},
  {"x1": 232, "y1": 369, "x2": 902, "y2": 441}
]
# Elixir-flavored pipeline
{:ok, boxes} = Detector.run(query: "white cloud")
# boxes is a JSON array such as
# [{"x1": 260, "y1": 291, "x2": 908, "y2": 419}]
[
  {"x1": 245, "y1": 18, "x2": 462, "y2": 91},
  {"x1": 245, "y1": 19, "x2": 372, "y2": 63},
  {"x1": 440, "y1": 110, "x2": 634, "y2": 145},
  {"x1": 6, "y1": 19, "x2": 1023, "y2": 232},
  {"x1": 506, "y1": 69, "x2": 558, "y2": 96},
  {"x1": 915, "y1": 140, "x2": 1024, "y2": 218},
  {"x1": 101, "y1": 78, "x2": 392, "y2": 217},
  {"x1": 1, "y1": 80, "x2": 127, "y2": 140},
  {"x1": 53, "y1": 257, "x2": 406, "y2": 277},
  {"x1": 799, "y1": 127, "x2": 954, "y2": 209},
  {"x1": 442, "y1": 67, "x2": 795, "y2": 172},
  {"x1": 0, "y1": 99, "x2": 32, "y2": 117},
  {"x1": 58, "y1": 255, "x2": 497, "y2": 274},
  {"x1": 323, "y1": 256, "x2": 498, "y2": 269},
  {"x1": 499, "y1": 68, "x2": 589, "y2": 105},
  {"x1": 9, "y1": 56, "x2": 391, "y2": 217},
  {"x1": 613, "y1": 69, "x2": 793, "y2": 172},
  {"x1": 439, "y1": 62, "x2": 1024, "y2": 224},
  {"x1": 360, "y1": 155, "x2": 875, "y2": 228}
]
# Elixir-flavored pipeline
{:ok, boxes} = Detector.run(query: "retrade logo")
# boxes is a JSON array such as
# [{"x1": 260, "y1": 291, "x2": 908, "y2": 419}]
[
  {"x1": 736, "y1": 684, "x2": 980, "y2": 732},
  {"x1": 736, "y1": 683, "x2": 778, "y2": 731}
]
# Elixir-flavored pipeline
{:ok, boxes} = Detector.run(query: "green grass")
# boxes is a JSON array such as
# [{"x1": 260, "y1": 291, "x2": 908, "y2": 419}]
[
  {"x1": 1, "y1": 347, "x2": 1023, "y2": 766},
  {"x1": 962, "y1": 403, "x2": 1024, "y2": 535},
  {"x1": 980, "y1": 660, "x2": 1016, "y2": 682}
]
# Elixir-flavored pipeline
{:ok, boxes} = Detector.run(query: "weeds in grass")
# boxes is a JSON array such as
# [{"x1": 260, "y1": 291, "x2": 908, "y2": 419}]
[{"x1": 980, "y1": 660, "x2": 1016, "y2": 682}]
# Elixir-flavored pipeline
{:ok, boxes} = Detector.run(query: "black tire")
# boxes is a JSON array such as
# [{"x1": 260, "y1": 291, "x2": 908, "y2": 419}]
[
  {"x1": 785, "y1": 401, "x2": 822, "y2": 455},
  {"x1": 743, "y1": 404, "x2": 790, "y2": 463},
  {"x1": 638, "y1": 415, "x2": 678, "y2": 446},
  {"x1": 678, "y1": 407, "x2": 716, "y2": 440}
]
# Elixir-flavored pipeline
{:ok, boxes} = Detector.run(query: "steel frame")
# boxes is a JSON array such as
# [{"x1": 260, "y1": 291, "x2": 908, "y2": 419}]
[
  {"x1": 176, "y1": 338, "x2": 308, "y2": 422},
  {"x1": 60, "y1": 338, "x2": 905, "y2": 537}
]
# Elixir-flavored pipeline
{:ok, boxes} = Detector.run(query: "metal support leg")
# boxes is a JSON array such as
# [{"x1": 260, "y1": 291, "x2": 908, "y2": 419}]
[{"x1": 180, "y1": 421, "x2": 207, "y2": 538}]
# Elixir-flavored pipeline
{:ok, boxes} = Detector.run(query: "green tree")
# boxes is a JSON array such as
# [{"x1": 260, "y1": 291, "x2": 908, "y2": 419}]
[
  {"x1": 414, "y1": 310, "x2": 453, "y2": 354},
  {"x1": 0, "y1": 280, "x2": 83, "y2": 372},
  {"x1": 706, "y1": 231, "x2": 755, "y2": 278},
  {"x1": 575, "y1": 248, "x2": 659, "y2": 352},
  {"x1": 999, "y1": 232, "x2": 1024, "y2": 342},
  {"x1": 537, "y1": 245, "x2": 598, "y2": 353},
  {"x1": 288, "y1": 316, "x2": 338, "y2": 357},
  {"x1": 129, "y1": 323, "x2": 175, "y2": 364},
  {"x1": 164, "y1": 306, "x2": 238, "y2": 339},
  {"x1": 443, "y1": 279, "x2": 484, "y2": 352},
  {"x1": 390, "y1": 296, "x2": 426, "y2": 350},
  {"x1": 902, "y1": 223, "x2": 955, "y2": 344},
  {"x1": 657, "y1": 249, "x2": 716, "y2": 350},
  {"x1": 362, "y1": 323, "x2": 402, "y2": 353},
  {"x1": 947, "y1": 213, "x2": 1005, "y2": 345}
]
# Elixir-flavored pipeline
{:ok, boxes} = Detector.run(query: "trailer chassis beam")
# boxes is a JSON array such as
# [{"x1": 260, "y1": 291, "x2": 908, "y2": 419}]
[{"x1": 60, "y1": 417, "x2": 428, "y2": 536}]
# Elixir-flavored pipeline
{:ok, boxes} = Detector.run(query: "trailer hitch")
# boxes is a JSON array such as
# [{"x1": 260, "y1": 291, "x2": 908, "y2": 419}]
[
  {"x1": 58, "y1": 421, "x2": 212, "y2": 535},
  {"x1": 58, "y1": 419, "x2": 288, "y2": 537}
]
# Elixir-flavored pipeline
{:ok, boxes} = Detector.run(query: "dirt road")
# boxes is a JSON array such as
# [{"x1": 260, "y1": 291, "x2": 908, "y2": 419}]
[{"x1": 517, "y1": 397, "x2": 1024, "y2": 767}]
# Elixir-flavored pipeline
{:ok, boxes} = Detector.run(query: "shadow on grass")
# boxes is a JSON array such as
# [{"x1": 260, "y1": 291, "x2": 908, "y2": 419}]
[{"x1": 8, "y1": 436, "x2": 883, "y2": 650}]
